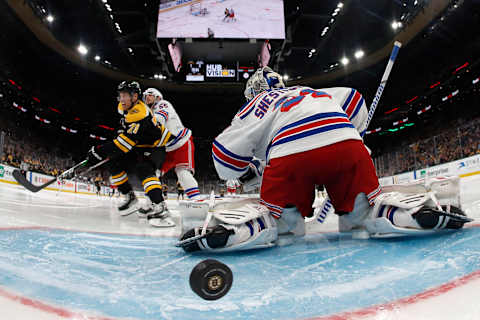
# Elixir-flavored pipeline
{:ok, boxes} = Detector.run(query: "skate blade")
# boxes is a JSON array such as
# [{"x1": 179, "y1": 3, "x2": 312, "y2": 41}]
[
  {"x1": 136, "y1": 209, "x2": 153, "y2": 219},
  {"x1": 119, "y1": 208, "x2": 139, "y2": 217},
  {"x1": 148, "y1": 217, "x2": 176, "y2": 228}
]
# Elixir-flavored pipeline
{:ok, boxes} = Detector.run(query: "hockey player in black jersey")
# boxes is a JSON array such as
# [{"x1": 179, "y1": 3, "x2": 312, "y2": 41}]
[{"x1": 86, "y1": 81, "x2": 175, "y2": 227}]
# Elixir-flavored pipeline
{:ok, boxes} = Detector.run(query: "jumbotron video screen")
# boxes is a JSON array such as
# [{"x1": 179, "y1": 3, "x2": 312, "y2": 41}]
[{"x1": 157, "y1": 0, "x2": 285, "y2": 39}]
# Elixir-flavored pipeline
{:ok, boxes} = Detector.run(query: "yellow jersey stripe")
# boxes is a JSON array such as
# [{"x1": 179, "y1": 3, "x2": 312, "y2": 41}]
[
  {"x1": 112, "y1": 171, "x2": 126, "y2": 179},
  {"x1": 114, "y1": 176, "x2": 129, "y2": 186},
  {"x1": 114, "y1": 139, "x2": 129, "y2": 153},
  {"x1": 119, "y1": 134, "x2": 135, "y2": 146},
  {"x1": 145, "y1": 184, "x2": 162, "y2": 193},
  {"x1": 142, "y1": 177, "x2": 159, "y2": 185}
]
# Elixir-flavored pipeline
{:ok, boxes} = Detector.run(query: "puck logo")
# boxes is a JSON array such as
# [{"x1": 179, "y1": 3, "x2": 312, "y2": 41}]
[
  {"x1": 207, "y1": 275, "x2": 223, "y2": 290},
  {"x1": 190, "y1": 259, "x2": 233, "y2": 300}
]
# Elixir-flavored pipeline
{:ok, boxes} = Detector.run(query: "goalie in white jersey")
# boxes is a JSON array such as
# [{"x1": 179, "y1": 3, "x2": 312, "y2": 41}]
[
  {"x1": 178, "y1": 67, "x2": 471, "y2": 252},
  {"x1": 143, "y1": 88, "x2": 200, "y2": 199}
]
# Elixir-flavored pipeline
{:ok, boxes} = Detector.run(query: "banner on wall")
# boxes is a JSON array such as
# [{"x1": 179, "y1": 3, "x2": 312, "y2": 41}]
[{"x1": 0, "y1": 164, "x2": 18, "y2": 183}]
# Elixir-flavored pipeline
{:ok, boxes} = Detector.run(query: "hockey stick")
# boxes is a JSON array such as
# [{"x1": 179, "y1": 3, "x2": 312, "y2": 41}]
[
  {"x1": 363, "y1": 41, "x2": 402, "y2": 134},
  {"x1": 175, "y1": 191, "x2": 216, "y2": 248},
  {"x1": 315, "y1": 41, "x2": 402, "y2": 224},
  {"x1": 13, "y1": 159, "x2": 109, "y2": 193}
]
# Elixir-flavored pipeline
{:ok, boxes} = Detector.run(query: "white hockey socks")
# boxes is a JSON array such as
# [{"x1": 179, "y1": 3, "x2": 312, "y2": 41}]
[{"x1": 175, "y1": 167, "x2": 200, "y2": 199}]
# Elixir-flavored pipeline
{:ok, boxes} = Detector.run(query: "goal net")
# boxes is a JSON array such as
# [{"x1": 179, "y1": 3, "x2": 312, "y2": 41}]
[{"x1": 190, "y1": 2, "x2": 202, "y2": 16}]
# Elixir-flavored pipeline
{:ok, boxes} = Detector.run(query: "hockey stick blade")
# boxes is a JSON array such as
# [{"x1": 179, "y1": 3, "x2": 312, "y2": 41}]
[
  {"x1": 12, "y1": 169, "x2": 56, "y2": 193},
  {"x1": 175, "y1": 233, "x2": 208, "y2": 248},
  {"x1": 13, "y1": 159, "x2": 108, "y2": 193}
]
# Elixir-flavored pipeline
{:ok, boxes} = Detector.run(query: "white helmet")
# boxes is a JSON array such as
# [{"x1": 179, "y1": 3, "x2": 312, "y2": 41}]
[
  {"x1": 244, "y1": 66, "x2": 285, "y2": 101},
  {"x1": 143, "y1": 88, "x2": 163, "y2": 101}
]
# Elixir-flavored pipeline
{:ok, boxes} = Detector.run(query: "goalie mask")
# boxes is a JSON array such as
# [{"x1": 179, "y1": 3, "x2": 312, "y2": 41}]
[
  {"x1": 143, "y1": 87, "x2": 163, "y2": 101},
  {"x1": 244, "y1": 66, "x2": 285, "y2": 101}
]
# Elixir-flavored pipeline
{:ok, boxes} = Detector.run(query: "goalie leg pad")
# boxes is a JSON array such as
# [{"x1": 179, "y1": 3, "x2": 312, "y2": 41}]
[{"x1": 180, "y1": 212, "x2": 278, "y2": 252}]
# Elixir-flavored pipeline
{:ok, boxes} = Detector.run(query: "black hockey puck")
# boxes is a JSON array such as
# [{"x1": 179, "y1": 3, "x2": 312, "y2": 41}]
[{"x1": 189, "y1": 259, "x2": 233, "y2": 300}]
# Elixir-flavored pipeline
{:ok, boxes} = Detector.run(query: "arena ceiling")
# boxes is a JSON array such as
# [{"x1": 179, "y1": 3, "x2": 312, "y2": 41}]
[{"x1": 1, "y1": 0, "x2": 479, "y2": 141}]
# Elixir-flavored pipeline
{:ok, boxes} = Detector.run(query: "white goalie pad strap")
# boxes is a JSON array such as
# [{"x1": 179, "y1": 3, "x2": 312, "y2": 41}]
[
  {"x1": 381, "y1": 176, "x2": 460, "y2": 207},
  {"x1": 373, "y1": 192, "x2": 429, "y2": 211},
  {"x1": 213, "y1": 202, "x2": 268, "y2": 225}
]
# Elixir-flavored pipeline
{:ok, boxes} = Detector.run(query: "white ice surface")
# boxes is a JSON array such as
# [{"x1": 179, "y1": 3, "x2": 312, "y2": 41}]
[{"x1": 0, "y1": 174, "x2": 479, "y2": 320}]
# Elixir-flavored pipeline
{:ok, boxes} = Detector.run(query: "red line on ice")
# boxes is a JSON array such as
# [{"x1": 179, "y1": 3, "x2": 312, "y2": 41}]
[{"x1": 0, "y1": 286, "x2": 117, "y2": 320}]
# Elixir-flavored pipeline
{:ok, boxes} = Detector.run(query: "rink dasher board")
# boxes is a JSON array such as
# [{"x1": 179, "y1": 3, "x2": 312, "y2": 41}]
[{"x1": 379, "y1": 153, "x2": 480, "y2": 185}]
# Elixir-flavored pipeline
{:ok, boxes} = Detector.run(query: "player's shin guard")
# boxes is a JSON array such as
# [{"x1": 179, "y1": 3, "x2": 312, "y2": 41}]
[
  {"x1": 142, "y1": 176, "x2": 164, "y2": 204},
  {"x1": 175, "y1": 167, "x2": 200, "y2": 199}
]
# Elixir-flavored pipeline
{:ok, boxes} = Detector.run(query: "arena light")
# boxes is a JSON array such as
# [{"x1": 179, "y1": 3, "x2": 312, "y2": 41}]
[
  {"x1": 473, "y1": 77, "x2": 479, "y2": 84},
  {"x1": 46, "y1": 15, "x2": 54, "y2": 23},
  {"x1": 391, "y1": 21, "x2": 402, "y2": 30},
  {"x1": 341, "y1": 57, "x2": 349, "y2": 65},
  {"x1": 354, "y1": 50, "x2": 364, "y2": 59},
  {"x1": 94, "y1": 55, "x2": 100, "y2": 61},
  {"x1": 102, "y1": 0, "x2": 107, "y2": 3},
  {"x1": 77, "y1": 44, "x2": 88, "y2": 55},
  {"x1": 337, "y1": 2, "x2": 344, "y2": 8},
  {"x1": 283, "y1": 74, "x2": 289, "y2": 81}
]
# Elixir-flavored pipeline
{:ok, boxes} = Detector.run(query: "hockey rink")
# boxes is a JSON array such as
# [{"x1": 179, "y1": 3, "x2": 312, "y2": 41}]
[
  {"x1": 156, "y1": 0, "x2": 285, "y2": 39},
  {"x1": 0, "y1": 176, "x2": 479, "y2": 320}
]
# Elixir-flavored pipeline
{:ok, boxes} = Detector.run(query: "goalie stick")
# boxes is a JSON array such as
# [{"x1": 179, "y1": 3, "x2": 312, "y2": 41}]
[
  {"x1": 175, "y1": 191, "x2": 216, "y2": 248},
  {"x1": 13, "y1": 158, "x2": 109, "y2": 193},
  {"x1": 316, "y1": 41, "x2": 402, "y2": 223}
]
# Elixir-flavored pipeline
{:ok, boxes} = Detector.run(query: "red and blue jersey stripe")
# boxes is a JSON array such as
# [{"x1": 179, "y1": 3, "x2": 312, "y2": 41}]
[
  {"x1": 260, "y1": 199, "x2": 283, "y2": 218},
  {"x1": 367, "y1": 186, "x2": 382, "y2": 205},
  {"x1": 155, "y1": 110, "x2": 169, "y2": 122},
  {"x1": 212, "y1": 140, "x2": 252, "y2": 172},
  {"x1": 236, "y1": 92, "x2": 266, "y2": 120},
  {"x1": 167, "y1": 128, "x2": 189, "y2": 148},
  {"x1": 265, "y1": 112, "x2": 355, "y2": 158},
  {"x1": 342, "y1": 89, "x2": 364, "y2": 121}
]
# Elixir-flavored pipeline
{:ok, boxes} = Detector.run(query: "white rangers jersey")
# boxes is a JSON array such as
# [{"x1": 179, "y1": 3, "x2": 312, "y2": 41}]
[
  {"x1": 213, "y1": 86, "x2": 367, "y2": 180},
  {"x1": 151, "y1": 99, "x2": 192, "y2": 152}
]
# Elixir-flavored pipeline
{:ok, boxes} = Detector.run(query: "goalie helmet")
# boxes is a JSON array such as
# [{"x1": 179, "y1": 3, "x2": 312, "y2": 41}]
[
  {"x1": 143, "y1": 87, "x2": 163, "y2": 101},
  {"x1": 244, "y1": 66, "x2": 285, "y2": 101}
]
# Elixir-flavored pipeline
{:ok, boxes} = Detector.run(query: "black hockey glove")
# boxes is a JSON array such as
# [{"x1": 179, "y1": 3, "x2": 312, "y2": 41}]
[
  {"x1": 238, "y1": 159, "x2": 264, "y2": 192},
  {"x1": 86, "y1": 146, "x2": 104, "y2": 166}
]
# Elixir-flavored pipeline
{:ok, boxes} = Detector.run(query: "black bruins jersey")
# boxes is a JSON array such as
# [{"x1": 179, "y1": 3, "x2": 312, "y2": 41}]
[{"x1": 97, "y1": 100, "x2": 174, "y2": 159}]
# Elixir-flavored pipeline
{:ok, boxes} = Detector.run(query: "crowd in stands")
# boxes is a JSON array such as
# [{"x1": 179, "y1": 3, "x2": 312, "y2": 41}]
[{"x1": 374, "y1": 117, "x2": 480, "y2": 177}]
